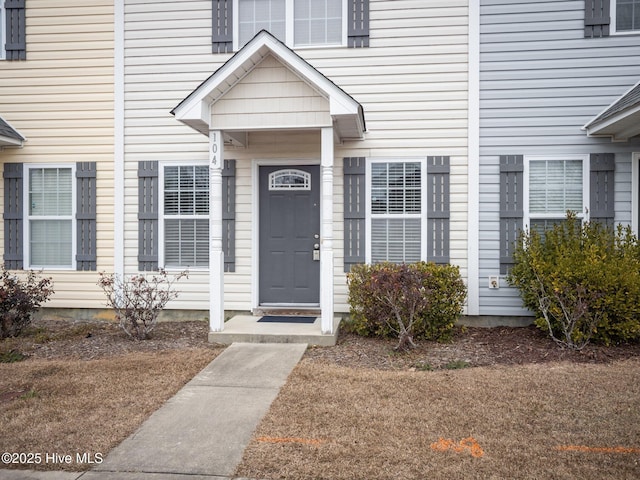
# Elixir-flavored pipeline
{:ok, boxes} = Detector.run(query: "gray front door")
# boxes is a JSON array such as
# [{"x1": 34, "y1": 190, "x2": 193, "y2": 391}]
[{"x1": 259, "y1": 165, "x2": 320, "y2": 305}]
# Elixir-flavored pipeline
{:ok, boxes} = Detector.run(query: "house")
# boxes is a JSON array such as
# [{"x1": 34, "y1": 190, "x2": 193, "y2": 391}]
[
  {"x1": 118, "y1": 0, "x2": 470, "y2": 337},
  {"x1": 475, "y1": 0, "x2": 640, "y2": 318},
  {"x1": 0, "y1": 1, "x2": 115, "y2": 312},
  {"x1": 2, "y1": 1, "x2": 640, "y2": 337}
]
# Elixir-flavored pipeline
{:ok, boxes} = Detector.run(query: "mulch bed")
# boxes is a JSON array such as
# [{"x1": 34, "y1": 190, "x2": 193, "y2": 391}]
[
  {"x1": 2, "y1": 317, "x2": 639, "y2": 369},
  {"x1": 305, "y1": 326, "x2": 640, "y2": 370}
]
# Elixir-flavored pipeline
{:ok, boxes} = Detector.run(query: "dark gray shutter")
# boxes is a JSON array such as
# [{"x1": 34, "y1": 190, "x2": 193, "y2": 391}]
[
  {"x1": 590, "y1": 153, "x2": 615, "y2": 226},
  {"x1": 138, "y1": 161, "x2": 159, "y2": 271},
  {"x1": 585, "y1": 0, "x2": 610, "y2": 38},
  {"x1": 499, "y1": 155, "x2": 524, "y2": 275},
  {"x1": 222, "y1": 159, "x2": 236, "y2": 272},
  {"x1": 348, "y1": 0, "x2": 369, "y2": 47},
  {"x1": 5, "y1": 0, "x2": 26, "y2": 60},
  {"x1": 343, "y1": 157, "x2": 366, "y2": 271},
  {"x1": 76, "y1": 162, "x2": 97, "y2": 271},
  {"x1": 212, "y1": 0, "x2": 233, "y2": 53},
  {"x1": 3, "y1": 163, "x2": 23, "y2": 269},
  {"x1": 426, "y1": 156, "x2": 450, "y2": 265}
]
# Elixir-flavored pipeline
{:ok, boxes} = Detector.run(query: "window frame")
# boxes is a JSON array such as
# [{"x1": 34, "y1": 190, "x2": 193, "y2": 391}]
[
  {"x1": 611, "y1": 0, "x2": 640, "y2": 35},
  {"x1": 158, "y1": 162, "x2": 210, "y2": 271},
  {"x1": 233, "y1": 0, "x2": 348, "y2": 50},
  {"x1": 0, "y1": 5, "x2": 5, "y2": 61},
  {"x1": 365, "y1": 158, "x2": 428, "y2": 264},
  {"x1": 523, "y1": 155, "x2": 590, "y2": 233},
  {"x1": 24, "y1": 163, "x2": 77, "y2": 270}
]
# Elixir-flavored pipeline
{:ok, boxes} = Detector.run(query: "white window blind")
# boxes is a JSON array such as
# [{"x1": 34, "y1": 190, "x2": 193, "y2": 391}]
[
  {"x1": 527, "y1": 158, "x2": 585, "y2": 236},
  {"x1": 239, "y1": 0, "x2": 286, "y2": 46},
  {"x1": 28, "y1": 167, "x2": 74, "y2": 268},
  {"x1": 163, "y1": 165, "x2": 209, "y2": 268},
  {"x1": 370, "y1": 161, "x2": 422, "y2": 264},
  {"x1": 529, "y1": 159, "x2": 583, "y2": 214}
]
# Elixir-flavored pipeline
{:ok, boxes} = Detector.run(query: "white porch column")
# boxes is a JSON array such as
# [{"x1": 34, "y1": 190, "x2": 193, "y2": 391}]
[
  {"x1": 320, "y1": 127, "x2": 334, "y2": 334},
  {"x1": 209, "y1": 130, "x2": 225, "y2": 332}
]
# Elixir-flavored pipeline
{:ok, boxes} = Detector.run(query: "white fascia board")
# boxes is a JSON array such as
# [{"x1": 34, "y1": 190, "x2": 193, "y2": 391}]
[
  {"x1": 583, "y1": 79, "x2": 640, "y2": 131},
  {"x1": 584, "y1": 104, "x2": 640, "y2": 141},
  {"x1": 0, "y1": 135, "x2": 23, "y2": 147}
]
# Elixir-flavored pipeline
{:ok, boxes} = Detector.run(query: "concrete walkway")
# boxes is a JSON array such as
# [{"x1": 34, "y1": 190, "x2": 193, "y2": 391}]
[{"x1": 1, "y1": 342, "x2": 308, "y2": 480}]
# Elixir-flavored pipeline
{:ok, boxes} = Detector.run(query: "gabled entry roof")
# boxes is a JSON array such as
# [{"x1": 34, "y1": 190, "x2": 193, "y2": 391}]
[
  {"x1": 0, "y1": 115, "x2": 24, "y2": 147},
  {"x1": 171, "y1": 30, "x2": 365, "y2": 142},
  {"x1": 583, "y1": 80, "x2": 640, "y2": 142}
]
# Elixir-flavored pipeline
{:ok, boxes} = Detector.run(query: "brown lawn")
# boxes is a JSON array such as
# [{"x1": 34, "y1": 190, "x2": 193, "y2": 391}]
[
  {"x1": 0, "y1": 319, "x2": 222, "y2": 471},
  {"x1": 1, "y1": 318, "x2": 639, "y2": 478},
  {"x1": 236, "y1": 344, "x2": 640, "y2": 479}
]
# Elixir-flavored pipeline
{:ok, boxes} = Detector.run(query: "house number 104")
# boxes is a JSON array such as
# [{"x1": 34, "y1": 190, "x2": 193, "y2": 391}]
[{"x1": 210, "y1": 131, "x2": 222, "y2": 168}]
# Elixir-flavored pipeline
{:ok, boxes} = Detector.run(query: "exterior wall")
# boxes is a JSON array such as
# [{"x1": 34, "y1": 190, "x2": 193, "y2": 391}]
[
  {"x1": 478, "y1": 0, "x2": 640, "y2": 316},
  {"x1": 0, "y1": 1, "x2": 114, "y2": 308},
  {"x1": 211, "y1": 55, "x2": 332, "y2": 130},
  {"x1": 123, "y1": 0, "x2": 470, "y2": 313}
]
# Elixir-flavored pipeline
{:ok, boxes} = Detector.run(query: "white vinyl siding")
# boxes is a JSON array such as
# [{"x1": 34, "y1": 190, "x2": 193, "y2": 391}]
[
  {"x1": 368, "y1": 160, "x2": 424, "y2": 264},
  {"x1": 26, "y1": 166, "x2": 75, "y2": 269},
  {"x1": 162, "y1": 165, "x2": 209, "y2": 268},
  {"x1": 123, "y1": 0, "x2": 469, "y2": 312},
  {"x1": 236, "y1": 0, "x2": 345, "y2": 48}
]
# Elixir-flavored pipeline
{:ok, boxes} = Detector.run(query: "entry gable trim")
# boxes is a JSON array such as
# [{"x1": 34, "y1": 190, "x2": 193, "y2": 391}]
[{"x1": 171, "y1": 30, "x2": 365, "y2": 141}]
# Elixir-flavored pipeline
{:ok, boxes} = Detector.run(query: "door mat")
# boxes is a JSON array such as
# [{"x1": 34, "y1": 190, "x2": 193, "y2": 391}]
[{"x1": 257, "y1": 316, "x2": 317, "y2": 324}]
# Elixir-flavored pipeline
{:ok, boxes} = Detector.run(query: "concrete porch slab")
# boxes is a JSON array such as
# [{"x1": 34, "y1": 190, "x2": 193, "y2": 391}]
[{"x1": 208, "y1": 314, "x2": 340, "y2": 346}]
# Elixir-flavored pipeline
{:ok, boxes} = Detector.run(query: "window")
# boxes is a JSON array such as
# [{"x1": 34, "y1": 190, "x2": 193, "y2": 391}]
[
  {"x1": 294, "y1": 0, "x2": 343, "y2": 46},
  {"x1": 162, "y1": 165, "x2": 209, "y2": 268},
  {"x1": 238, "y1": 0, "x2": 286, "y2": 46},
  {"x1": 0, "y1": 5, "x2": 5, "y2": 60},
  {"x1": 269, "y1": 169, "x2": 311, "y2": 190},
  {"x1": 236, "y1": 0, "x2": 345, "y2": 48},
  {"x1": 26, "y1": 166, "x2": 75, "y2": 269},
  {"x1": 613, "y1": 0, "x2": 640, "y2": 33},
  {"x1": 525, "y1": 157, "x2": 589, "y2": 234},
  {"x1": 368, "y1": 161, "x2": 425, "y2": 263}
]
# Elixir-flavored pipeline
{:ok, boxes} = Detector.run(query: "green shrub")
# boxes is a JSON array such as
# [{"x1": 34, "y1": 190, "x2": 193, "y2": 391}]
[
  {"x1": 0, "y1": 268, "x2": 54, "y2": 339},
  {"x1": 347, "y1": 262, "x2": 466, "y2": 347},
  {"x1": 507, "y1": 212, "x2": 640, "y2": 348}
]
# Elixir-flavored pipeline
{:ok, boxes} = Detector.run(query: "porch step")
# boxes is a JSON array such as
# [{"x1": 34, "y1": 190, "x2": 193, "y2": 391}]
[
  {"x1": 208, "y1": 314, "x2": 340, "y2": 347},
  {"x1": 253, "y1": 307, "x2": 321, "y2": 317}
]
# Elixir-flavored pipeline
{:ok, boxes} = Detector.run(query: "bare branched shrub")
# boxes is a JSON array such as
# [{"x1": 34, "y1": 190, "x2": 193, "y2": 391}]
[
  {"x1": 534, "y1": 277, "x2": 601, "y2": 350},
  {"x1": 0, "y1": 268, "x2": 54, "y2": 339},
  {"x1": 98, "y1": 269, "x2": 188, "y2": 340}
]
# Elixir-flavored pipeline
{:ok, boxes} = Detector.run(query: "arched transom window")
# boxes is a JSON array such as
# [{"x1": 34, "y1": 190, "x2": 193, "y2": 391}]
[{"x1": 268, "y1": 169, "x2": 311, "y2": 190}]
